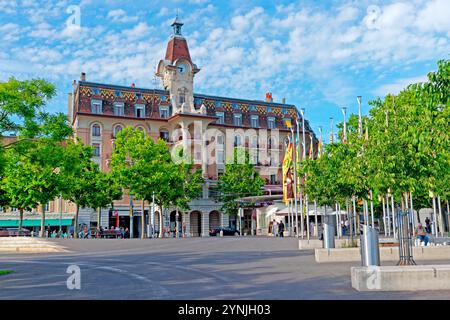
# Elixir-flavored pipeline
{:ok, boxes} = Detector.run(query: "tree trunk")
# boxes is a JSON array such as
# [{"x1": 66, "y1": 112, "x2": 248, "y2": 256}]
[
  {"x1": 19, "y1": 208, "x2": 24, "y2": 234},
  {"x1": 175, "y1": 208, "x2": 180, "y2": 238},
  {"x1": 73, "y1": 204, "x2": 79, "y2": 239},
  {"x1": 347, "y1": 199, "x2": 353, "y2": 242},
  {"x1": 40, "y1": 204, "x2": 46, "y2": 238},
  {"x1": 97, "y1": 207, "x2": 101, "y2": 230},
  {"x1": 141, "y1": 199, "x2": 145, "y2": 239},
  {"x1": 159, "y1": 206, "x2": 164, "y2": 238}
]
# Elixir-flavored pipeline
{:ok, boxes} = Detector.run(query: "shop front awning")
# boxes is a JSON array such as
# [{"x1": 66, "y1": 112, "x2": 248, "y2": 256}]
[{"x1": 0, "y1": 219, "x2": 73, "y2": 228}]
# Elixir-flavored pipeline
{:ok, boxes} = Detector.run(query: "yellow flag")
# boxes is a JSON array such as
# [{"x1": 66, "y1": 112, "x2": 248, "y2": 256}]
[{"x1": 282, "y1": 143, "x2": 293, "y2": 205}]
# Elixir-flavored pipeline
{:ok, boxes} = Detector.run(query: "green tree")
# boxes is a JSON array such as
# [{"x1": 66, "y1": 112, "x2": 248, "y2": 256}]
[{"x1": 217, "y1": 148, "x2": 265, "y2": 220}]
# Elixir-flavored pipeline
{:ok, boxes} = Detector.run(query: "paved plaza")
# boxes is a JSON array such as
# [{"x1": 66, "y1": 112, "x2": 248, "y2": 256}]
[{"x1": 0, "y1": 237, "x2": 449, "y2": 300}]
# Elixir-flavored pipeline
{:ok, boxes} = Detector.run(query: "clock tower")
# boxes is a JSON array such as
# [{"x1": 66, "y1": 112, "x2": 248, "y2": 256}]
[{"x1": 156, "y1": 16, "x2": 202, "y2": 115}]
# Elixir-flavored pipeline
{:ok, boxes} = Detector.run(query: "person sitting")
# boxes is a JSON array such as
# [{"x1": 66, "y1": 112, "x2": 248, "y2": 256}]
[{"x1": 416, "y1": 223, "x2": 429, "y2": 246}]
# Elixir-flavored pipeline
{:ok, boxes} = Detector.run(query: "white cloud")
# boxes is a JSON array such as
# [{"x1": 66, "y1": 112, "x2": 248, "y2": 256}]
[
  {"x1": 107, "y1": 9, "x2": 139, "y2": 23},
  {"x1": 374, "y1": 75, "x2": 429, "y2": 96}
]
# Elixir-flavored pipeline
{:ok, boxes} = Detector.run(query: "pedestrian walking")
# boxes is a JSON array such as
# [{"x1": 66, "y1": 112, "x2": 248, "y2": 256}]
[
  {"x1": 279, "y1": 221, "x2": 285, "y2": 237},
  {"x1": 272, "y1": 220, "x2": 278, "y2": 237}
]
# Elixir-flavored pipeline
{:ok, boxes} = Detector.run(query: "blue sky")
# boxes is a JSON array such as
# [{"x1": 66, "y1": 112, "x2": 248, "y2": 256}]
[{"x1": 1, "y1": 0, "x2": 449, "y2": 142}]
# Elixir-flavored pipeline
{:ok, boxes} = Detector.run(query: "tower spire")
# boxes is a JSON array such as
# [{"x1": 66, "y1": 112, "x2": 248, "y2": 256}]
[{"x1": 171, "y1": 11, "x2": 183, "y2": 36}]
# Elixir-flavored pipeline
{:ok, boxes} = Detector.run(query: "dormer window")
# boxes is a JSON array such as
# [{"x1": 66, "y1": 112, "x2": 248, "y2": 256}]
[
  {"x1": 251, "y1": 115, "x2": 259, "y2": 128},
  {"x1": 136, "y1": 93, "x2": 142, "y2": 100},
  {"x1": 160, "y1": 106, "x2": 170, "y2": 119},
  {"x1": 115, "y1": 90, "x2": 122, "y2": 98},
  {"x1": 113, "y1": 102, "x2": 124, "y2": 116},
  {"x1": 216, "y1": 112, "x2": 224, "y2": 124},
  {"x1": 93, "y1": 88, "x2": 100, "y2": 95},
  {"x1": 267, "y1": 117, "x2": 276, "y2": 129},
  {"x1": 233, "y1": 114, "x2": 242, "y2": 126},
  {"x1": 91, "y1": 100, "x2": 102, "y2": 114},
  {"x1": 135, "y1": 104, "x2": 145, "y2": 118}
]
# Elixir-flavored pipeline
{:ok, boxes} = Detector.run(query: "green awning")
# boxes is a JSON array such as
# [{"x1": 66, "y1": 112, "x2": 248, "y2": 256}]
[{"x1": 0, "y1": 219, "x2": 73, "y2": 227}]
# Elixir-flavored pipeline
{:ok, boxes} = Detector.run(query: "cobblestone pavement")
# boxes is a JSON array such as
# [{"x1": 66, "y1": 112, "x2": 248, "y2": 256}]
[{"x1": 0, "y1": 237, "x2": 449, "y2": 299}]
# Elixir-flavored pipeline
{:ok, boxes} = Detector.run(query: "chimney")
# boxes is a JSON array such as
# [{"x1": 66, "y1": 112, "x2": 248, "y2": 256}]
[
  {"x1": 282, "y1": 97, "x2": 286, "y2": 104},
  {"x1": 265, "y1": 92, "x2": 273, "y2": 102},
  {"x1": 80, "y1": 72, "x2": 86, "y2": 81},
  {"x1": 131, "y1": 83, "x2": 136, "y2": 88}
]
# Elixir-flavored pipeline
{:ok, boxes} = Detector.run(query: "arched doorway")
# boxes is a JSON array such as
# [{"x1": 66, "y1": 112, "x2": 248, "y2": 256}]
[
  {"x1": 209, "y1": 211, "x2": 220, "y2": 232},
  {"x1": 169, "y1": 210, "x2": 182, "y2": 236},
  {"x1": 190, "y1": 211, "x2": 202, "y2": 237}
]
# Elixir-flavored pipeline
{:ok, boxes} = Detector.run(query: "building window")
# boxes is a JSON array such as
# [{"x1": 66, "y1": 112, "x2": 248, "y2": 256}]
[
  {"x1": 251, "y1": 136, "x2": 258, "y2": 148},
  {"x1": 91, "y1": 100, "x2": 102, "y2": 114},
  {"x1": 268, "y1": 136, "x2": 277, "y2": 149},
  {"x1": 159, "y1": 131, "x2": 170, "y2": 142},
  {"x1": 179, "y1": 93, "x2": 185, "y2": 105},
  {"x1": 232, "y1": 103, "x2": 239, "y2": 110},
  {"x1": 251, "y1": 115, "x2": 259, "y2": 128},
  {"x1": 113, "y1": 102, "x2": 124, "y2": 116},
  {"x1": 234, "y1": 135, "x2": 242, "y2": 147},
  {"x1": 217, "y1": 150, "x2": 224, "y2": 164},
  {"x1": 115, "y1": 90, "x2": 122, "y2": 97},
  {"x1": 92, "y1": 143, "x2": 101, "y2": 157},
  {"x1": 135, "y1": 104, "x2": 145, "y2": 118},
  {"x1": 136, "y1": 93, "x2": 142, "y2": 100},
  {"x1": 159, "y1": 106, "x2": 170, "y2": 119},
  {"x1": 266, "y1": 107, "x2": 271, "y2": 113},
  {"x1": 215, "y1": 101, "x2": 221, "y2": 108},
  {"x1": 113, "y1": 125, "x2": 123, "y2": 138},
  {"x1": 93, "y1": 88, "x2": 100, "y2": 95},
  {"x1": 92, "y1": 124, "x2": 101, "y2": 137},
  {"x1": 216, "y1": 112, "x2": 224, "y2": 124},
  {"x1": 233, "y1": 114, "x2": 242, "y2": 126},
  {"x1": 249, "y1": 105, "x2": 256, "y2": 112},
  {"x1": 45, "y1": 202, "x2": 50, "y2": 212},
  {"x1": 217, "y1": 135, "x2": 224, "y2": 145},
  {"x1": 270, "y1": 174, "x2": 277, "y2": 184},
  {"x1": 267, "y1": 117, "x2": 276, "y2": 129}
]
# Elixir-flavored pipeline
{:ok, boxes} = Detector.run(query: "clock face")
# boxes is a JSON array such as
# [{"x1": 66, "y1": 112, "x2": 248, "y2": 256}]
[{"x1": 177, "y1": 63, "x2": 188, "y2": 74}]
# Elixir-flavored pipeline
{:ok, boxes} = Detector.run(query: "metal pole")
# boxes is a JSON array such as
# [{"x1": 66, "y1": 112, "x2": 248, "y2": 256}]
[
  {"x1": 357, "y1": 96, "x2": 363, "y2": 137},
  {"x1": 314, "y1": 200, "x2": 318, "y2": 238},
  {"x1": 410, "y1": 192, "x2": 415, "y2": 237},
  {"x1": 151, "y1": 193, "x2": 155, "y2": 238},
  {"x1": 306, "y1": 194, "x2": 310, "y2": 240},
  {"x1": 382, "y1": 196, "x2": 387, "y2": 237},
  {"x1": 59, "y1": 194, "x2": 62, "y2": 236},
  {"x1": 353, "y1": 196, "x2": 358, "y2": 236},
  {"x1": 391, "y1": 194, "x2": 396, "y2": 239},
  {"x1": 438, "y1": 195, "x2": 444, "y2": 237},
  {"x1": 130, "y1": 195, "x2": 134, "y2": 238},
  {"x1": 295, "y1": 118, "x2": 301, "y2": 238},
  {"x1": 385, "y1": 194, "x2": 391, "y2": 236},
  {"x1": 335, "y1": 203, "x2": 340, "y2": 239},
  {"x1": 342, "y1": 107, "x2": 347, "y2": 143},
  {"x1": 301, "y1": 108, "x2": 306, "y2": 161},
  {"x1": 291, "y1": 127, "x2": 298, "y2": 237},
  {"x1": 432, "y1": 194, "x2": 438, "y2": 236},
  {"x1": 300, "y1": 189, "x2": 304, "y2": 238},
  {"x1": 370, "y1": 191, "x2": 374, "y2": 227}
]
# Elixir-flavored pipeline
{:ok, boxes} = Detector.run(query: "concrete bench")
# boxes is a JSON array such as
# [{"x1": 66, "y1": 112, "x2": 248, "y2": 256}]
[
  {"x1": 315, "y1": 246, "x2": 450, "y2": 263},
  {"x1": 352, "y1": 265, "x2": 450, "y2": 291}
]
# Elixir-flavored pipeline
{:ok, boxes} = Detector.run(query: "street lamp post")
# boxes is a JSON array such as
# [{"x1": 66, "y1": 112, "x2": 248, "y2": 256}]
[
  {"x1": 290, "y1": 125, "x2": 298, "y2": 237},
  {"x1": 357, "y1": 96, "x2": 363, "y2": 137},
  {"x1": 300, "y1": 108, "x2": 306, "y2": 238},
  {"x1": 130, "y1": 194, "x2": 134, "y2": 238},
  {"x1": 295, "y1": 118, "x2": 301, "y2": 238}
]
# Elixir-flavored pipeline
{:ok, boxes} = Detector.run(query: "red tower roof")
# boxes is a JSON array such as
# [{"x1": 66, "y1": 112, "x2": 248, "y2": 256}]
[{"x1": 165, "y1": 37, "x2": 192, "y2": 64}]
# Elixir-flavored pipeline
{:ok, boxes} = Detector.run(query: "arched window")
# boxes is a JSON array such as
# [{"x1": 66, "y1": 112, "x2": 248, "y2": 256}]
[
  {"x1": 92, "y1": 124, "x2": 101, "y2": 137},
  {"x1": 113, "y1": 125, "x2": 123, "y2": 138},
  {"x1": 234, "y1": 134, "x2": 242, "y2": 147}
]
